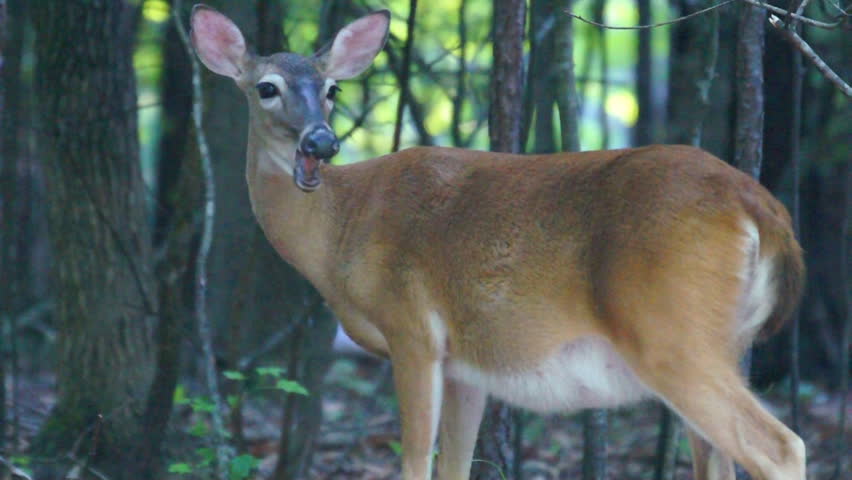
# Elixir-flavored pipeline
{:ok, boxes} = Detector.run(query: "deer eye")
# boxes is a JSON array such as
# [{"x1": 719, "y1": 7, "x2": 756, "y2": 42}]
[
  {"x1": 326, "y1": 85, "x2": 341, "y2": 101},
  {"x1": 256, "y1": 82, "x2": 279, "y2": 99}
]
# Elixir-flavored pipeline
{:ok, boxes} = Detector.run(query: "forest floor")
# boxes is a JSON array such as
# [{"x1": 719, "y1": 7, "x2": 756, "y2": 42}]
[{"x1": 5, "y1": 354, "x2": 850, "y2": 479}]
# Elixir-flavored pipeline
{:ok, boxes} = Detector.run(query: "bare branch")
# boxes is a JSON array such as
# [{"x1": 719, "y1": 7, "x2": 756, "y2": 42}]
[
  {"x1": 566, "y1": 0, "x2": 844, "y2": 30},
  {"x1": 740, "y1": 0, "x2": 843, "y2": 28},
  {"x1": 769, "y1": 15, "x2": 852, "y2": 97},
  {"x1": 565, "y1": 0, "x2": 734, "y2": 30}
]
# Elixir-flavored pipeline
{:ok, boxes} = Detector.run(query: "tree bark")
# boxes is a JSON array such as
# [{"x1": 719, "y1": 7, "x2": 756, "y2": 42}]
[
  {"x1": 487, "y1": 0, "x2": 526, "y2": 154},
  {"x1": 31, "y1": 1, "x2": 155, "y2": 478},
  {"x1": 554, "y1": 0, "x2": 580, "y2": 152},
  {"x1": 633, "y1": 0, "x2": 653, "y2": 146},
  {"x1": 473, "y1": 0, "x2": 526, "y2": 478},
  {"x1": 734, "y1": 2, "x2": 765, "y2": 178}
]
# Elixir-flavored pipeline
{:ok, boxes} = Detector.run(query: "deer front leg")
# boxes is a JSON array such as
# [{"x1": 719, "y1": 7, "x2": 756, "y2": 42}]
[
  {"x1": 391, "y1": 346, "x2": 443, "y2": 480},
  {"x1": 437, "y1": 378, "x2": 486, "y2": 480}
]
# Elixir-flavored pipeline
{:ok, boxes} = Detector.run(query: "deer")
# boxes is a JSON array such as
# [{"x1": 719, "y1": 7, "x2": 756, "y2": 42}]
[{"x1": 190, "y1": 5, "x2": 806, "y2": 480}]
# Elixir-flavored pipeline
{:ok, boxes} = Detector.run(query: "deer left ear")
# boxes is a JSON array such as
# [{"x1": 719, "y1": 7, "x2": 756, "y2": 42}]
[{"x1": 315, "y1": 10, "x2": 390, "y2": 80}]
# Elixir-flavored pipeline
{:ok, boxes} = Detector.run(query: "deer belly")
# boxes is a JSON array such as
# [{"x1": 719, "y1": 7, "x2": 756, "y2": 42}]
[{"x1": 445, "y1": 337, "x2": 649, "y2": 413}]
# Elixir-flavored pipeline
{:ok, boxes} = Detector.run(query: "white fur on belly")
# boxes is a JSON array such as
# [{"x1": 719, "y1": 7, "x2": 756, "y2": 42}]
[{"x1": 445, "y1": 337, "x2": 649, "y2": 413}]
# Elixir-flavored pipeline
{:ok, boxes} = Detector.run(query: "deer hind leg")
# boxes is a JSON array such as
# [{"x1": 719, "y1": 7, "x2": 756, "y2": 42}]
[
  {"x1": 686, "y1": 427, "x2": 735, "y2": 480},
  {"x1": 436, "y1": 378, "x2": 486, "y2": 480},
  {"x1": 631, "y1": 354, "x2": 805, "y2": 480}
]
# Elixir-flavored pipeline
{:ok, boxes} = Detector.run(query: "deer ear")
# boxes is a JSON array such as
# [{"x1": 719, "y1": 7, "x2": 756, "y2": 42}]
[
  {"x1": 315, "y1": 10, "x2": 390, "y2": 80},
  {"x1": 191, "y1": 5, "x2": 247, "y2": 79}
]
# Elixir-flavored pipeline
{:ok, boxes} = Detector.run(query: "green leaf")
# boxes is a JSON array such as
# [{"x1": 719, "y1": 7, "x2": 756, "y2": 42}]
[
  {"x1": 191, "y1": 396, "x2": 216, "y2": 413},
  {"x1": 274, "y1": 379, "x2": 309, "y2": 396},
  {"x1": 173, "y1": 385, "x2": 190, "y2": 405},
  {"x1": 223, "y1": 370, "x2": 246, "y2": 381},
  {"x1": 168, "y1": 463, "x2": 193, "y2": 474},
  {"x1": 9, "y1": 456, "x2": 30, "y2": 467},
  {"x1": 256, "y1": 366, "x2": 285, "y2": 377},
  {"x1": 227, "y1": 394, "x2": 241, "y2": 408},
  {"x1": 229, "y1": 454, "x2": 260, "y2": 480},
  {"x1": 196, "y1": 447, "x2": 216, "y2": 467},
  {"x1": 189, "y1": 422, "x2": 210, "y2": 437},
  {"x1": 388, "y1": 440, "x2": 403, "y2": 456}
]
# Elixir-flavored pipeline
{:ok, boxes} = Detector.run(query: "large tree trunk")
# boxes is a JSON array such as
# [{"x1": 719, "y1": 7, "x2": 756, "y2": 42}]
[
  {"x1": 472, "y1": 1, "x2": 526, "y2": 478},
  {"x1": 30, "y1": 2, "x2": 155, "y2": 478}
]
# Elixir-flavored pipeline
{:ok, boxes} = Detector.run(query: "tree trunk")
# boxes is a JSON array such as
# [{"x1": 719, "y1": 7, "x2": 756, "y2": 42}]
[
  {"x1": 529, "y1": 0, "x2": 557, "y2": 154},
  {"x1": 473, "y1": 0, "x2": 526, "y2": 478},
  {"x1": 134, "y1": 8, "x2": 197, "y2": 476},
  {"x1": 30, "y1": 2, "x2": 155, "y2": 478},
  {"x1": 667, "y1": 0, "x2": 736, "y2": 156},
  {"x1": 633, "y1": 0, "x2": 653, "y2": 146},
  {"x1": 734, "y1": 2, "x2": 765, "y2": 178},
  {"x1": 554, "y1": 0, "x2": 580, "y2": 152}
]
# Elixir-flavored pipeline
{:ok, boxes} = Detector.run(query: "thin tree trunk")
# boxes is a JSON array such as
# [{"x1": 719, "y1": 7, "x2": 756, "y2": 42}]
[
  {"x1": 633, "y1": 0, "x2": 653, "y2": 146},
  {"x1": 835, "y1": 160, "x2": 851, "y2": 479},
  {"x1": 451, "y1": 0, "x2": 468, "y2": 147},
  {"x1": 392, "y1": 0, "x2": 418, "y2": 152},
  {"x1": 0, "y1": 0, "x2": 22, "y2": 454},
  {"x1": 583, "y1": 409, "x2": 608, "y2": 480},
  {"x1": 733, "y1": 6, "x2": 765, "y2": 478},
  {"x1": 592, "y1": 0, "x2": 608, "y2": 149},
  {"x1": 135, "y1": 7, "x2": 196, "y2": 475},
  {"x1": 554, "y1": 0, "x2": 580, "y2": 152},
  {"x1": 31, "y1": 1, "x2": 155, "y2": 477},
  {"x1": 734, "y1": 2, "x2": 765, "y2": 178},
  {"x1": 583, "y1": 1, "x2": 610, "y2": 475},
  {"x1": 472, "y1": 1, "x2": 526, "y2": 477}
]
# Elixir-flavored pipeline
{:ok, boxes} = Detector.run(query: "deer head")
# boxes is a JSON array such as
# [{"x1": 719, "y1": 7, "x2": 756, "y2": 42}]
[{"x1": 190, "y1": 5, "x2": 390, "y2": 192}]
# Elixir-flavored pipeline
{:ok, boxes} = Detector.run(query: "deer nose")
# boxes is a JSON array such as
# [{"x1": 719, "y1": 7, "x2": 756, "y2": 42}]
[{"x1": 301, "y1": 127, "x2": 340, "y2": 160}]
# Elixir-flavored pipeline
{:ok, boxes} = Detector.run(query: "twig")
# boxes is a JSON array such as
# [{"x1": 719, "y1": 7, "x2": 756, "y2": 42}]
[
  {"x1": 566, "y1": 0, "x2": 844, "y2": 30},
  {"x1": 173, "y1": 2, "x2": 230, "y2": 480},
  {"x1": 768, "y1": 15, "x2": 852, "y2": 97},
  {"x1": 565, "y1": 0, "x2": 734, "y2": 30},
  {"x1": 741, "y1": 0, "x2": 843, "y2": 28}
]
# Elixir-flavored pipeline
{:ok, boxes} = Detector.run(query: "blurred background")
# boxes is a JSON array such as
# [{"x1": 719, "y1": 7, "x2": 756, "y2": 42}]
[{"x1": 0, "y1": 0, "x2": 849, "y2": 478}]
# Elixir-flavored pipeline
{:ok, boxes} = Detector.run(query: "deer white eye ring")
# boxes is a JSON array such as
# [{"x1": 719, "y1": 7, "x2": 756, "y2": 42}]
[
  {"x1": 323, "y1": 78, "x2": 339, "y2": 108},
  {"x1": 257, "y1": 73, "x2": 287, "y2": 109}
]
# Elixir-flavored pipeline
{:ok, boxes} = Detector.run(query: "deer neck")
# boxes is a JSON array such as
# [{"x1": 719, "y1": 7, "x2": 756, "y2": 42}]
[{"x1": 245, "y1": 124, "x2": 338, "y2": 291}]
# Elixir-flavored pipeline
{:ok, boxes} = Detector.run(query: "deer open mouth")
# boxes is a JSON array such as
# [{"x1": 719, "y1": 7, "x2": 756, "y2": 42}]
[{"x1": 294, "y1": 149, "x2": 322, "y2": 192}]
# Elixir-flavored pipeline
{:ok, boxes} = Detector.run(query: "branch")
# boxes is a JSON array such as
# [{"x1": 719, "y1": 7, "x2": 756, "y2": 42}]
[
  {"x1": 740, "y1": 0, "x2": 844, "y2": 28},
  {"x1": 565, "y1": 0, "x2": 735, "y2": 30},
  {"x1": 769, "y1": 15, "x2": 852, "y2": 97},
  {"x1": 565, "y1": 0, "x2": 844, "y2": 30},
  {"x1": 173, "y1": 2, "x2": 230, "y2": 480}
]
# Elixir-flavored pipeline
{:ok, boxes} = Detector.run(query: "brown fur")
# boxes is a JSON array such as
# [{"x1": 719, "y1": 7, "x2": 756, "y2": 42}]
[{"x1": 190, "y1": 7, "x2": 807, "y2": 478}]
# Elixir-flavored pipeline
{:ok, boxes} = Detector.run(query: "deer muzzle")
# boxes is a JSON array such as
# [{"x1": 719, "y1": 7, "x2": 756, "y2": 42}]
[{"x1": 294, "y1": 125, "x2": 339, "y2": 192}]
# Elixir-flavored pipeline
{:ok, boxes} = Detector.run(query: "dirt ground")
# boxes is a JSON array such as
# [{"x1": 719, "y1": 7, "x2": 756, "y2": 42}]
[{"x1": 6, "y1": 355, "x2": 850, "y2": 479}]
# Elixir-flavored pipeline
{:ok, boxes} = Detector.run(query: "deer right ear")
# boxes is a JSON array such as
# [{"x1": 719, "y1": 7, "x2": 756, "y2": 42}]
[{"x1": 190, "y1": 4, "x2": 247, "y2": 79}]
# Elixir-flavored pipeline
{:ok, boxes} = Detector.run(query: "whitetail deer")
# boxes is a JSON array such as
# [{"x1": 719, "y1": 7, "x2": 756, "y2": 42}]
[{"x1": 190, "y1": 5, "x2": 806, "y2": 480}]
